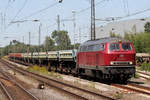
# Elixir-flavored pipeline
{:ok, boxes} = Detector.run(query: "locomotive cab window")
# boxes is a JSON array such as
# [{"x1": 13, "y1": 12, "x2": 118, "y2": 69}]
[
  {"x1": 79, "y1": 46, "x2": 88, "y2": 52},
  {"x1": 93, "y1": 45, "x2": 99, "y2": 51},
  {"x1": 122, "y1": 43, "x2": 132, "y2": 50},
  {"x1": 87, "y1": 44, "x2": 105, "y2": 51},
  {"x1": 100, "y1": 44, "x2": 105, "y2": 51},
  {"x1": 78, "y1": 46, "x2": 82, "y2": 52},
  {"x1": 83, "y1": 46, "x2": 88, "y2": 51},
  {"x1": 109, "y1": 43, "x2": 120, "y2": 51}
]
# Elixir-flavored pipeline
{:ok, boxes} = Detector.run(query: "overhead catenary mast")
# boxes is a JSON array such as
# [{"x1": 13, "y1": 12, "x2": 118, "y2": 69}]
[
  {"x1": 91, "y1": 0, "x2": 96, "y2": 40},
  {"x1": 58, "y1": 0, "x2": 96, "y2": 40},
  {"x1": 57, "y1": 15, "x2": 60, "y2": 32},
  {"x1": 39, "y1": 23, "x2": 42, "y2": 52}
]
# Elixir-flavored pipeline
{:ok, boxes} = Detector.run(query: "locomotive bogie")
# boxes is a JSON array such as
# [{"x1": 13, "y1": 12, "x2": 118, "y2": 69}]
[{"x1": 77, "y1": 66, "x2": 135, "y2": 81}]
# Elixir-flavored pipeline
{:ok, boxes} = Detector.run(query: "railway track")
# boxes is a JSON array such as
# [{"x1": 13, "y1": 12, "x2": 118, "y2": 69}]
[
  {"x1": 136, "y1": 70, "x2": 150, "y2": 80},
  {"x1": 0, "y1": 59, "x2": 115, "y2": 100},
  {"x1": 0, "y1": 80, "x2": 13, "y2": 100},
  {"x1": 112, "y1": 83, "x2": 150, "y2": 95},
  {"x1": 0, "y1": 64, "x2": 39, "y2": 100}
]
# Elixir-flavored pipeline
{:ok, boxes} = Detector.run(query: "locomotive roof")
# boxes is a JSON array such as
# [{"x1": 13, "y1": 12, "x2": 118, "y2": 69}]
[{"x1": 80, "y1": 37, "x2": 127, "y2": 46}]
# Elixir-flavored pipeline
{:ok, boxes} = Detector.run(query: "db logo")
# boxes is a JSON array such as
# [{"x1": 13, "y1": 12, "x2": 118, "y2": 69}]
[{"x1": 120, "y1": 55, "x2": 124, "y2": 57}]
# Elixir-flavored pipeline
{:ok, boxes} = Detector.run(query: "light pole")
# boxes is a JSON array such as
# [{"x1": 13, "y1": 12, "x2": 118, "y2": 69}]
[
  {"x1": 72, "y1": 10, "x2": 76, "y2": 49},
  {"x1": 10, "y1": 19, "x2": 41, "y2": 65},
  {"x1": 10, "y1": 19, "x2": 41, "y2": 51},
  {"x1": 58, "y1": 0, "x2": 95, "y2": 41},
  {"x1": 38, "y1": 23, "x2": 42, "y2": 66},
  {"x1": 39, "y1": 23, "x2": 42, "y2": 52},
  {"x1": 57, "y1": 15, "x2": 60, "y2": 32},
  {"x1": 58, "y1": 0, "x2": 63, "y2": 3},
  {"x1": 57, "y1": 12, "x2": 76, "y2": 49}
]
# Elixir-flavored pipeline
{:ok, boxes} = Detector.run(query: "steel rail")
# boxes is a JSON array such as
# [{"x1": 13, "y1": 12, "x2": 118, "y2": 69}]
[
  {"x1": 128, "y1": 83, "x2": 150, "y2": 92},
  {"x1": 15, "y1": 82, "x2": 40, "y2": 100},
  {"x1": 0, "y1": 81, "x2": 13, "y2": 100},
  {"x1": 112, "y1": 83, "x2": 150, "y2": 95},
  {"x1": 136, "y1": 70, "x2": 150, "y2": 79},
  {"x1": 0, "y1": 65, "x2": 40, "y2": 100},
  {"x1": 138, "y1": 75, "x2": 149, "y2": 80},
  {"x1": 1, "y1": 60, "x2": 88, "y2": 100},
  {"x1": 136, "y1": 70, "x2": 150, "y2": 76},
  {"x1": 0, "y1": 59, "x2": 115, "y2": 100}
]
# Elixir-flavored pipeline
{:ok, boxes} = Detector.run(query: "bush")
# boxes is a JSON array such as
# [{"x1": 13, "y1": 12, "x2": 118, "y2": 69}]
[
  {"x1": 27, "y1": 65, "x2": 48, "y2": 73},
  {"x1": 27, "y1": 65, "x2": 62, "y2": 79}
]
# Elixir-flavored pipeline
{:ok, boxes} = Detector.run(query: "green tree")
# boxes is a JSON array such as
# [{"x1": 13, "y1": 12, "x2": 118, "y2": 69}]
[
  {"x1": 74, "y1": 43, "x2": 80, "y2": 49},
  {"x1": 109, "y1": 31, "x2": 116, "y2": 37},
  {"x1": 44, "y1": 36, "x2": 55, "y2": 51},
  {"x1": 52, "y1": 30, "x2": 71, "y2": 50},
  {"x1": 109, "y1": 31, "x2": 121, "y2": 38},
  {"x1": 132, "y1": 25, "x2": 137, "y2": 34},
  {"x1": 123, "y1": 32, "x2": 150, "y2": 53},
  {"x1": 144, "y1": 22, "x2": 150, "y2": 32},
  {"x1": 124, "y1": 32, "x2": 130, "y2": 40}
]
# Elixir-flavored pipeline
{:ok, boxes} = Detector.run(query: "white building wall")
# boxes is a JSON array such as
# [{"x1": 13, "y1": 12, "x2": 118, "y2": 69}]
[{"x1": 95, "y1": 18, "x2": 150, "y2": 39}]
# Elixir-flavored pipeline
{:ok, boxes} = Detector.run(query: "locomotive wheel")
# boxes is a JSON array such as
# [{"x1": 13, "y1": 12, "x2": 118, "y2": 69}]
[
  {"x1": 69, "y1": 68, "x2": 72, "y2": 74},
  {"x1": 48, "y1": 65, "x2": 52, "y2": 71},
  {"x1": 76, "y1": 68, "x2": 80, "y2": 77},
  {"x1": 55, "y1": 67, "x2": 58, "y2": 72}
]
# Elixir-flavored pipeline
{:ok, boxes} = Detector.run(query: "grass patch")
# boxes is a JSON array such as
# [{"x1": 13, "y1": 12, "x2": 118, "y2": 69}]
[
  {"x1": 136, "y1": 66, "x2": 140, "y2": 70},
  {"x1": 134, "y1": 73, "x2": 140, "y2": 78},
  {"x1": 48, "y1": 71, "x2": 63, "y2": 79},
  {"x1": 89, "y1": 82, "x2": 95, "y2": 88},
  {"x1": 27, "y1": 65, "x2": 62, "y2": 79},
  {"x1": 27, "y1": 65, "x2": 47, "y2": 74},
  {"x1": 74, "y1": 79, "x2": 79, "y2": 84},
  {"x1": 139, "y1": 62, "x2": 150, "y2": 71}
]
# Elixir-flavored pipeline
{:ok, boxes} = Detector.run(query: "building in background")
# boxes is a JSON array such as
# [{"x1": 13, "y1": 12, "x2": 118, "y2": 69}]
[{"x1": 95, "y1": 17, "x2": 150, "y2": 39}]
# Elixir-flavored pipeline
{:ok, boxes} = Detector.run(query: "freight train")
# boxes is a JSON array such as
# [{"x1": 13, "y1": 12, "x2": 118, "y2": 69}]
[{"x1": 8, "y1": 37, "x2": 136, "y2": 82}]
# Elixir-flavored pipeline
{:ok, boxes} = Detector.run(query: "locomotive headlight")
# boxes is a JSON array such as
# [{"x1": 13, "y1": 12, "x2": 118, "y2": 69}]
[
  {"x1": 110, "y1": 62, "x2": 114, "y2": 65},
  {"x1": 129, "y1": 62, "x2": 133, "y2": 65}
]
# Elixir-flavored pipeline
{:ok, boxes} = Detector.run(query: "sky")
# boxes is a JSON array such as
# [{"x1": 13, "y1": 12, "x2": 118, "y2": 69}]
[{"x1": 0, "y1": 0, "x2": 150, "y2": 47}]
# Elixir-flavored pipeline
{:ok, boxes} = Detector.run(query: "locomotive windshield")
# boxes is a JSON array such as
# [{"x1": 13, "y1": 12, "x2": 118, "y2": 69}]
[
  {"x1": 122, "y1": 43, "x2": 132, "y2": 50},
  {"x1": 109, "y1": 43, "x2": 132, "y2": 51},
  {"x1": 109, "y1": 43, "x2": 120, "y2": 51}
]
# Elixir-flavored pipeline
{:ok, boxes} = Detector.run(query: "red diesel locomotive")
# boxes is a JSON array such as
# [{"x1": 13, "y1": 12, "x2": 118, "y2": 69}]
[{"x1": 76, "y1": 37, "x2": 135, "y2": 81}]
